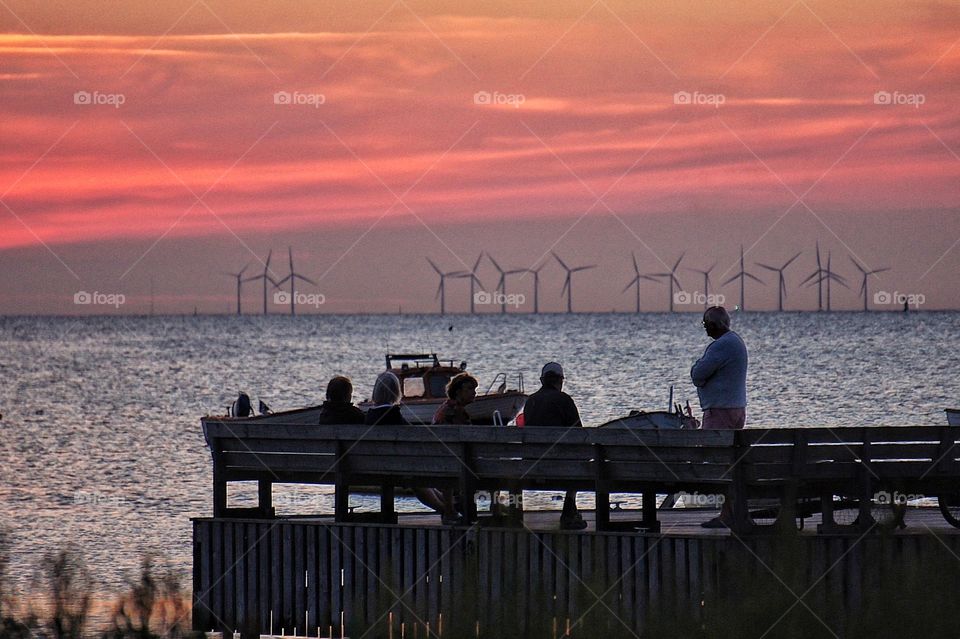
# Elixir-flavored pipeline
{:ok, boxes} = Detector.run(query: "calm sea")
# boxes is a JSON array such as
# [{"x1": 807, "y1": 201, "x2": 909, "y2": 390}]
[{"x1": 1, "y1": 312, "x2": 958, "y2": 594}]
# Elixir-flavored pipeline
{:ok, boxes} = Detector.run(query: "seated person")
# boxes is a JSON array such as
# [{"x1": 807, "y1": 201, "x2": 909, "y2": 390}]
[
  {"x1": 432, "y1": 372, "x2": 478, "y2": 425},
  {"x1": 523, "y1": 362, "x2": 587, "y2": 530},
  {"x1": 364, "y1": 372, "x2": 407, "y2": 426},
  {"x1": 317, "y1": 376, "x2": 365, "y2": 425},
  {"x1": 432, "y1": 373, "x2": 479, "y2": 524},
  {"x1": 365, "y1": 371, "x2": 450, "y2": 518}
]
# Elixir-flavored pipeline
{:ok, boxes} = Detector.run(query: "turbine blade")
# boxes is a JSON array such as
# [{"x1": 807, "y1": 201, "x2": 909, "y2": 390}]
[
  {"x1": 631, "y1": 252, "x2": 639, "y2": 274},
  {"x1": 745, "y1": 273, "x2": 765, "y2": 285},
  {"x1": 487, "y1": 254, "x2": 503, "y2": 273},
  {"x1": 296, "y1": 275, "x2": 318, "y2": 286},
  {"x1": 783, "y1": 252, "x2": 802, "y2": 269},
  {"x1": 552, "y1": 252, "x2": 569, "y2": 270},
  {"x1": 869, "y1": 267, "x2": 891, "y2": 275},
  {"x1": 472, "y1": 252, "x2": 484, "y2": 272},
  {"x1": 721, "y1": 273, "x2": 741, "y2": 286},
  {"x1": 815, "y1": 241, "x2": 821, "y2": 269},
  {"x1": 755, "y1": 263, "x2": 777, "y2": 272},
  {"x1": 672, "y1": 252, "x2": 685, "y2": 272},
  {"x1": 622, "y1": 277, "x2": 639, "y2": 293},
  {"x1": 849, "y1": 256, "x2": 866, "y2": 274},
  {"x1": 561, "y1": 276, "x2": 570, "y2": 297}
]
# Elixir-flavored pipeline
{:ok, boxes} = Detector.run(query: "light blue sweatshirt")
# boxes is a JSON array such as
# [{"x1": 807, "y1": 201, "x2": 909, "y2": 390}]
[{"x1": 690, "y1": 331, "x2": 748, "y2": 409}]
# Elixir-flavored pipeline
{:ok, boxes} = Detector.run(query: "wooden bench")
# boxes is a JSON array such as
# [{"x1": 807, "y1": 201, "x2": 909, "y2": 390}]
[{"x1": 201, "y1": 419, "x2": 960, "y2": 534}]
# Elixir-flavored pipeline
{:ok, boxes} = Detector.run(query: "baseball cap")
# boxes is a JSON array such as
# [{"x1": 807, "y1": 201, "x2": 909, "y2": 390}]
[{"x1": 541, "y1": 362, "x2": 564, "y2": 377}]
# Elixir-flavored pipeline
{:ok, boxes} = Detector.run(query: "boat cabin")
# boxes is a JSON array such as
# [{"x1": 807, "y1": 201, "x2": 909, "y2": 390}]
[{"x1": 385, "y1": 353, "x2": 467, "y2": 401}]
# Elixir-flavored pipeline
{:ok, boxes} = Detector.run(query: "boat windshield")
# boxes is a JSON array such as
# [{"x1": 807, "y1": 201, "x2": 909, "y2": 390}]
[
  {"x1": 428, "y1": 374, "x2": 451, "y2": 398},
  {"x1": 402, "y1": 377, "x2": 425, "y2": 398}
]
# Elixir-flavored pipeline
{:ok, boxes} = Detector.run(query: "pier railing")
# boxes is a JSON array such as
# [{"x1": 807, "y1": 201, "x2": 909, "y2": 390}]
[{"x1": 201, "y1": 420, "x2": 960, "y2": 534}]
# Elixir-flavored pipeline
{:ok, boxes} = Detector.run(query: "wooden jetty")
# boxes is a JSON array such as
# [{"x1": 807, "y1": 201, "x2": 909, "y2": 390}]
[{"x1": 194, "y1": 420, "x2": 960, "y2": 636}]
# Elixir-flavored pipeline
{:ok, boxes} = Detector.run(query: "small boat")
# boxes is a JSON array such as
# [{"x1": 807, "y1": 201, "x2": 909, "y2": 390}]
[
  {"x1": 597, "y1": 409, "x2": 699, "y2": 430},
  {"x1": 947, "y1": 409, "x2": 960, "y2": 427},
  {"x1": 205, "y1": 353, "x2": 527, "y2": 426},
  {"x1": 358, "y1": 353, "x2": 527, "y2": 425}
]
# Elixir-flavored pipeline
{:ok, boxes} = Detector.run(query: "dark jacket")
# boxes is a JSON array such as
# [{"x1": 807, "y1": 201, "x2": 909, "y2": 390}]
[
  {"x1": 522, "y1": 385, "x2": 582, "y2": 428},
  {"x1": 316, "y1": 400, "x2": 365, "y2": 425},
  {"x1": 364, "y1": 404, "x2": 409, "y2": 426}
]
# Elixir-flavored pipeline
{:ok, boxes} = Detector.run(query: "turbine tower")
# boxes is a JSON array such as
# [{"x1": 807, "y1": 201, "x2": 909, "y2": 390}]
[
  {"x1": 522, "y1": 262, "x2": 549, "y2": 314},
  {"x1": 800, "y1": 241, "x2": 826, "y2": 311},
  {"x1": 807, "y1": 251, "x2": 848, "y2": 312},
  {"x1": 649, "y1": 253, "x2": 685, "y2": 313},
  {"x1": 243, "y1": 249, "x2": 281, "y2": 315},
  {"x1": 552, "y1": 252, "x2": 596, "y2": 314},
  {"x1": 222, "y1": 262, "x2": 252, "y2": 316},
  {"x1": 486, "y1": 254, "x2": 526, "y2": 314},
  {"x1": 722, "y1": 245, "x2": 765, "y2": 311},
  {"x1": 274, "y1": 247, "x2": 317, "y2": 316},
  {"x1": 755, "y1": 252, "x2": 801, "y2": 312},
  {"x1": 850, "y1": 257, "x2": 890, "y2": 312},
  {"x1": 623, "y1": 252, "x2": 660, "y2": 313},
  {"x1": 451, "y1": 253, "x2": 485, "y2": 314},
  {"x1": 685, "y1": 261, "x2": 718, "y2": 309},
  {"x1": 426, "y1": 258, "x2": 464, "y2": 315}
]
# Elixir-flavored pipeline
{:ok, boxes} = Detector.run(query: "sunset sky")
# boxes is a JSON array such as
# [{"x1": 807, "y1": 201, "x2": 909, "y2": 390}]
[{"x1": 1, "y1": 0, "x2": 958, "y2": 313}]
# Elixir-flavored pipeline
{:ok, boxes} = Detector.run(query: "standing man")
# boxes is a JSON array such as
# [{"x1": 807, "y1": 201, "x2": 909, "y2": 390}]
[
  {"x1": 691, "y1": 306, "x2": 748, "y2": 528},
  {"x1": 523, "y1": 362, "x2": 587, "y2": 530}
]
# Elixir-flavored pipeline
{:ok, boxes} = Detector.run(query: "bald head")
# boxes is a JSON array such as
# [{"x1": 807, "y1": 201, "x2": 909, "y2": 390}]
[{"x1": 703, "y1": 306, "x2": 731, "y2": 338}]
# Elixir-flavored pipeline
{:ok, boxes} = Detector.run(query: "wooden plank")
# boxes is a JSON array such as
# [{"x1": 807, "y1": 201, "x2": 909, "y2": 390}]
[
  {"x1": 366, "y1": 526, "x2": 378, "y2": 626},
  {"x1": 195, "y1": 521, "x2": 213, "y2": 632},
  {"x1": 491, "y1": 531, "x2": 503, "y2": 629},
  {"x1": 330, "y1": 526, "x2": 342, "y2": 634},
  {"x1": 235, "y1": 522, "x2": 246, "y2": 633},
  {"x1": 341, "y1": 525, "x2": 354, "y2": 631},
  {"x1": 223, "y1": 521, "x2": 235, "y2": 631},
  {"x1": 427, "y1": 528, "x2": 440, "y2": 625},
  {"x1": 318, "y1": 524, "x2": 331, "y2": 629},
  {"x1": 306, "y1": 524, "x2": 317, "y2": 636}
]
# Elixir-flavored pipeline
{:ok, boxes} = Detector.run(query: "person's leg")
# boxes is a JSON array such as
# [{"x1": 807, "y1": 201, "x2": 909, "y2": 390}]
[{"x1": 414, "y1": 488, "x2": 445, "y2": 512}]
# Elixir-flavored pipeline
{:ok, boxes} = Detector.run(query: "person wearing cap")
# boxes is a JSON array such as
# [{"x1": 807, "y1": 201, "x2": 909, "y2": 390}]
[
  {"x1": 522, "y1": 362, "x2": 587, "y2": 530},
  {"x1": 691, "y1": 305, "x2": 748, "y2": 528},
  {"x1": 317, "y1": 376, "x2": 366, "y2": 425}
]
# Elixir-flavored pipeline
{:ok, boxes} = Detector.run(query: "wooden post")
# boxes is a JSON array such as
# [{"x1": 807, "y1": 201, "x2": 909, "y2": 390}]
[
  {"x1": 459, "y1": 443, "x2": 477, "y2": 525},
  {"x1": 729, "y1": 431, "x2": 751, "y2": 535},
  {"x1": 641, "y1": 490, "x2": 660, "y2": 532},
  {"x1": 335, "y1": 441, "x2": 349, "y2": 522},
  {"x1": 381, "y1": 485, "x2": 396, "y2": 524},
  {"x1": 259, "y1": 480, "x2": 274, "y2": 518},
  {"x1": 212, "y1": 443, "x2": 227, "y2": 518},
  {"x1": 594, "y1": 444, "x2": 610, "y2": 532}
]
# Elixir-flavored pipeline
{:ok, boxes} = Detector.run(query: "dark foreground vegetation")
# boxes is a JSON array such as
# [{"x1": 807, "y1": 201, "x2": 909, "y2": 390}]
[{"x1": 6, "y1": 529, "x2": 960, "y2": 638}]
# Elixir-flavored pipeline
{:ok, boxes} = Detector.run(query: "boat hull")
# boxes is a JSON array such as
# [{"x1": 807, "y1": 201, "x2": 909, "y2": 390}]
[
  {"x1": 204, "y1": 392, "x2": 527, "y2": 427},
  {"x1": 597, "y1": 411, "x2": 692, "y2": 430},
  {"x1": 948, "y1": 409, "x2": 960, "y2": 427}
]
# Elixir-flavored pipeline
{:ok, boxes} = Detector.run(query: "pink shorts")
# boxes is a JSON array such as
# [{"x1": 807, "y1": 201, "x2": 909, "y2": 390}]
[{"x1": 702, "y1": 407, "x2": 746, "y2": 430}]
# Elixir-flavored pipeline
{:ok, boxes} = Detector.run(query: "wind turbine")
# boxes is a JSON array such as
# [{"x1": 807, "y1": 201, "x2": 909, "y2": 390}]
[
  {"x1": 243, "y1": 249, "x2": 281, "y2": 315},
  {"x1": 807, "y1": 251, "x2": 848, "y2": 312},
  {"x1": 850, "y1": 257, "x2": 890, "y2": 312},
  {"x1": 426, "y1": 258, "x2": 465, "y2": 315},
  {"x1": 649, "y1": 253, "x2": 685, "y2": 313},
  {"x1": 222, "y1": 262, "x2": 252, "y2": 316},
  {"x1": 755, "y1": 252, "x2": 801, "y2": 312},
  {"x1": 452, "y1": 253, "x2": 485, "y2": 314},
  {"x1": 552, "y1": 252, "x2": 596, "y2": 314},
  {"x1": 722, "y1": 245, "x2": 765, "y2": 312},
  {"x1": 486, "y1": 254, "x2": 526, "y2": 314},
  {"x1": 800, "y1": 241, "x2": 826, "y2": 311},
  {"x1": 622, "y1": 252, "x2": 660, "y2": 313},
  {"x1": 685, "y1": 261, "x2": 718, "y2": 310},
  {"x1": 274, "y1": 247, "x2": 317, "y2": 316},
  {"x1": 522, "y1": 262, "x2": 549, "y2": 314}
]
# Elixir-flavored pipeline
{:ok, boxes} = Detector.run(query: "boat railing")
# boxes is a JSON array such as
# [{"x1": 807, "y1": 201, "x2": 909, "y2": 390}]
[{"x1": 484, "y1": 371, "x2": 524, "y2": 395}]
